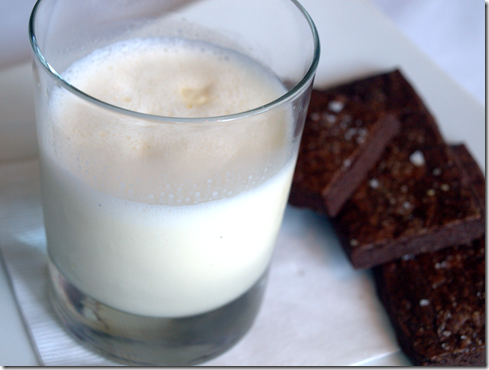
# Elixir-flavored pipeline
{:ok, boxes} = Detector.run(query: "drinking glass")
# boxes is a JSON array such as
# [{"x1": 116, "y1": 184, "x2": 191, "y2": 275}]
[{"x1": 29, "y1": 0, "x2": 319, "y2": 365}]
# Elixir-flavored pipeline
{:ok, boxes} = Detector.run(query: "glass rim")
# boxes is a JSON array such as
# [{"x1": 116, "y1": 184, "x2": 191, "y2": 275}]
[{"x1": 29, "y1": 0, "x2": 320, "y2": 124}]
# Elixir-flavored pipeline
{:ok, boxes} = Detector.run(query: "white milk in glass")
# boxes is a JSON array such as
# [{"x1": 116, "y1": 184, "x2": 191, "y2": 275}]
[{"x1": 40, "y1": 38, "x2": 295, "y2": 317}]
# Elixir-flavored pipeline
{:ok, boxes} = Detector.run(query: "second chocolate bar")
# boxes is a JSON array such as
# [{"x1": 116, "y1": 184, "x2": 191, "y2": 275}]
[{"x1": 333, "y1": 109, "x2": 485, "y2": 269}]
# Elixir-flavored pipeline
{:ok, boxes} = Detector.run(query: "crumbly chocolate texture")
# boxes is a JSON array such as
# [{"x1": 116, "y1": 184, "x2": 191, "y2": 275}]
[
  {"x1": 289, "y1": 70, "x2": 410, "y2": 217},
  {"x1": 373, "y1": 144, "x2": 485, "y2": 366},
  {"x1": 375, "y1": 237, "x2": 486, "y2": 366},
  {"x1": 333, "y1": 108, "x2": 485, "y2": 269},
  {"x1": 450, "y1": 144, "x2": 485, "y2": 210}
]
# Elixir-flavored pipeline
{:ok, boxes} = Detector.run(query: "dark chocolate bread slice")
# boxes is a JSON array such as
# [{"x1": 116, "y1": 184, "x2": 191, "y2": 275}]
[
  {"x1": 289, "y1": 70, "x2": 410, "y2": 217},
  {"x1": 450, "y1": 144, "x2": 485, "y2": 210},
  {"x1": 333, "y1": 109, "x2": 485, "y2": 269},
  {"x1": 373, "y1": 144, "x2": 485, "y2": 366}
]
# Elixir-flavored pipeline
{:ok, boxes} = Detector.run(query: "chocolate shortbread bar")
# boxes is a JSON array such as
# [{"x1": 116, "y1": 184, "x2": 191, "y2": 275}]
[
  {"x1": 289, "y1": 70, "x2": 413, "y2": 217},
  {"x1": 373, "y1": 144, "x2": 485, "y2": 366},
  {"x1": 333, "y1": 106, "x2": 485, "y2": 269}
]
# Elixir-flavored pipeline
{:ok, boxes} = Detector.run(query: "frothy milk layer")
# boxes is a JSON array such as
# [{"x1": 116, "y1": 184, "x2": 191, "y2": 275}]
[
  {"x1": 46, "y1": 38, "x2": 291, "y2": 203},
  {"x1": 42, "y1": 38, "x2": 295, "y2": 316},
  {"x1": 62, "y1": 38, "x2": 282, "y2": 117}
]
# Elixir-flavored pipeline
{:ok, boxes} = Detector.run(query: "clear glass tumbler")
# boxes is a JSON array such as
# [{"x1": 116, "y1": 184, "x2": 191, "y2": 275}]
[{"x1": 29, "y1": 0, "x2": 319, "y2": 365}]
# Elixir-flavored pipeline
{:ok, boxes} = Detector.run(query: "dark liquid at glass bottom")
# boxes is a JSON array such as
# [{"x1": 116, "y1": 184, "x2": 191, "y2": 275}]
[{"x1": 48, "y1": 260, "x2": 268, "y2": 366}]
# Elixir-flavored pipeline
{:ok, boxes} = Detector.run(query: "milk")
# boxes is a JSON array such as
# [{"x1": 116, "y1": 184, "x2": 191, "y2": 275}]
[{"x1": 40, "y1": 38, "x2": 295, "y2": 317}]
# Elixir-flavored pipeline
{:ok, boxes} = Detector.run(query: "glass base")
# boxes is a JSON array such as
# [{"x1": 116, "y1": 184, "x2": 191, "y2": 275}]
[{"x1": 48, "y1": 260, "x2": 268, "y2": 366}]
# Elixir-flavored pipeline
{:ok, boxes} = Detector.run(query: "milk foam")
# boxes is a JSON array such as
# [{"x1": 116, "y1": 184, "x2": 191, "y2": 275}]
[
  {"x1": 45, "y1": 38, "x2": 291, "y2": 204},
  {"x1": 62, "y1": 38, "x2": 281, "y2": 117},
  {"x1": 41, "y1": 38, "x2": 295, "y2": 316}
]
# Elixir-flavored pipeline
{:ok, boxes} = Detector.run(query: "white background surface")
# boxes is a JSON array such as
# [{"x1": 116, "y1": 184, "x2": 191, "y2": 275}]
[
  {"x1": 0, "y1": 0, "x2": 485, "y2": 366},
  {"x1": 0, "y1": 0, "x2": 484, "y2": 105}
]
